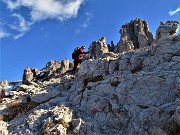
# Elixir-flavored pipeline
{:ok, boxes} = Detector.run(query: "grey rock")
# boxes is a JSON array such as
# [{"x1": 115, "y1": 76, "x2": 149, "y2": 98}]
[
  {"x1": 0, "y1": 121, "x2": 9, "y2": 135},
  {"x1": 171, "y1": 106, "x2": 180, "y2": 126},
  {"x1": 22, "y1": 68, "x2": 39, "y2": 85},
  {"x1": 78, "y1": 58, "x2": 109, "y2": 77},
  {"x1": 89, "y1": 36, "x2": 109, "y2": 59},
  {"x1": 2, "y1": 19, "x2": 180, "y2": 135},
  {"x1": 156, "y1": 20, "x2": 179, "y2": 41},
  {"x1": 42, "y1": 59, "x2": 69, "y2": 80},
  {"x1": 71, "y1": 118, "x2": 84, "y2": 134},
  {"x1": 115, "y1": 18, "x2": 154, "y2": 53},
  {"x1": 0, "y1": 80, "x2": 9, "y2": 89}
]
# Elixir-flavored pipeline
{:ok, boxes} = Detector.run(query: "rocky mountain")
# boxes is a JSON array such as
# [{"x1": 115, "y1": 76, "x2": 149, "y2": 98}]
[
  {"x1": 0, "y1": 18, "x2": 180, "y2": 135},
  {"x1": 114, "y1": 18, "x2": 154, "y2": 53}
]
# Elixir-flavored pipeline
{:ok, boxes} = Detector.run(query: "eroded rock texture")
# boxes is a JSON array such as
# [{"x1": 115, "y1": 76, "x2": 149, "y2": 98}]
[{"x1": 115, "y1": 18, "x2": 154, "y2": 53}]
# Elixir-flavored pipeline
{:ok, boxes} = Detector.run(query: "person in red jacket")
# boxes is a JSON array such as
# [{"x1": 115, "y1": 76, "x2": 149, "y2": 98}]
[{"x1": 72, "y1": 46, "x2": 89, "y2": 74}]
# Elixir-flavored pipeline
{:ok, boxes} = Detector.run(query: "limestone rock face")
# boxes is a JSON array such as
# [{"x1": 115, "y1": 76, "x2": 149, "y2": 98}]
[
  {"x1": 156, "y1": 20, "x2": 179, "y2": 41},
  {"x1": 22, "y1": 68, "x2": 39, "y2": 85},
  {"x1": 76, "y1": 35, "x2": 180, "y2": 134},
  {"x1": 0, "y1": 19, "x2": 180, "y2": 135},
  {"x1": 26, "y1": 105, "x2": 72, "y2": 135},
  {"x1": 43, "y1": 60, "x2": 61, "y2": 79},
  {"x1": 43, "y1": 59, "x2": 69, "y2": 79},
  {"x1": 0, "y1": 121, "x2": 9, "y2": 135},
  {"x1": 115, "y1": 18, "x2": 154, "y2": 53},
  {"x1": 89, "y1": 37, "x2": 109, "y2": 59},
  {"x1": 22, "y1": 59, "x2": 70, "y2": 84},
  {"x1": 60, "y1": 59, "x2": 70, "y2": 74},
  {"x1": 78, "y1": 58, "x2": 109, "y2": 77},
  {"x1": 0, "y1": 80, "x2": 9, "y2": 89},
  {"x1": 0, "y1": 81, "x2": 9, "y2": 102}
]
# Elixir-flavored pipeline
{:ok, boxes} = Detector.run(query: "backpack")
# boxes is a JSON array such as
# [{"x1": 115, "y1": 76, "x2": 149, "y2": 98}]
[{"x1": 72, "y1": 47, "x2": 80, "y2": 59}]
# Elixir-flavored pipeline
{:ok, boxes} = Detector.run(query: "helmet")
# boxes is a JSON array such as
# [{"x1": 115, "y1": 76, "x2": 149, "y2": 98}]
[{"x1": 81, "y1": 46, "x2": 85, "y2": 49}]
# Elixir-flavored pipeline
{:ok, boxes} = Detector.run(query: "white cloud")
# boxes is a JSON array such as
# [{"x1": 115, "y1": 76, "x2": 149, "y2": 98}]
[
  {"x1": 13, "y1": 32, "x2": 25, "y2": 40},
  {"x1": 75, "y1": 28, "x2": 81, "y2": 34},
  {"x1": 81, "y1": 22, "x2": 88, "y2": 28},
  {"x1": 2, "y1": 0, "x2": 85, "y2": 39},
  {"x1": 3, "y1": 0, "x2": 84, "y2": 22},
  {"x1": 77, "y1": 11, "x2": 93, "y2": 33},
  {"x1": 9, "y1": 13, "x2": 32, "y2": 32},
  {"x1": 169, "y1": 7, "x2": 180, "y2": 16},
  {"x1": 82, "y1": 12, "x2": 93, "y2": 28},
  {"x1": 0, "y1": 29, "x2": 10, "y2": 39},
  {"x1": 8, "y1": 13, "x2": 32, "y2": 39}
]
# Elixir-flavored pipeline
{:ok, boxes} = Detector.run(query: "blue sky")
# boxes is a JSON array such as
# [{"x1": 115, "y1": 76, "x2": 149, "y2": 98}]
[{"x1": 0, "y1": 0, "x2": 180, "y2": 82}]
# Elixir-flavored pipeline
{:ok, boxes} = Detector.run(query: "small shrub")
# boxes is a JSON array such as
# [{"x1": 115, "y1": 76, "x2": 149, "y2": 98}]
[
  {"x1": 25, "y1": 102, "x2": 38, "y2": 112},
  {"x1": 7, "y1": 100, "x2": 38, "y2": 121},
  {"x1": 0, "y1": 115, "x2": 4, "y2": 121},
  {"x1": 83, "y1": 75, "x2": 103, "y2": 86},
  {"x1": 40, "y1": 119, "x2": 70, "y2": 135}
]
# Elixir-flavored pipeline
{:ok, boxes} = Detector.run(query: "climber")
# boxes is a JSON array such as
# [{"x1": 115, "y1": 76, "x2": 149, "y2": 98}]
[{"x1": 72, "y1": 46, "x2": 89, "y2": 74}]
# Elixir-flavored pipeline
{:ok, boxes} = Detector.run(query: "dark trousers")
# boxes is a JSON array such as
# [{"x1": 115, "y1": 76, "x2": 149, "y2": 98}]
[{"x1": 72, "y1": 59, "x2": 82, "y2": 73}]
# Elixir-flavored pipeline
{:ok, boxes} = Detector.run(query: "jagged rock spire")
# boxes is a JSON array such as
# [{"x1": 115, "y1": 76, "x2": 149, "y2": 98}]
[
  {"x1": 114, "y1": 18, "x2": 154, "y2": 53},
  {"x1": 1, "y1": 19, "x2": 180, "y2": 135}
]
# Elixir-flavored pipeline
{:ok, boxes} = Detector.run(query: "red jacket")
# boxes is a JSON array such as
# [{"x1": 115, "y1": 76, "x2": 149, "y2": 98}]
[{"x1": 74, "y1": 48, "x2": 88, "y2": 61}]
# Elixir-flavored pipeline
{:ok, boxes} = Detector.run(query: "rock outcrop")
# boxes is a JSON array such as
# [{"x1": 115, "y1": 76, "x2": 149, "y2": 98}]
[
  {"x1": 0, "y1": 80, "x2": 9, "y2": 103},
  {"x1": 0, "y1": 80, "x2": 9, "y2": 89},
  {"x1": 156, "y1": 20, "x2": 179, "y2": 41},
  {"x1": 22, "y1": 68, "x2": 39, "y2": 85},
  {"x1": 89, "y1": 36, "x2": 109, "y2": 59},
  {"x1": 0, "y1": 19, "x2": 179, "y2": 135},
  {"x1": 42, "y1": 59, "x2": 70, "y2": 79},
  {"x1": 0, "y1": 121, "x2": 9, "y2": 135},
  {"x1": 114, "y1": 18, "x2": 154, "y2": 53},
  {"x1": 22, "y1": 59, "x2": 70, "y2": 84}
]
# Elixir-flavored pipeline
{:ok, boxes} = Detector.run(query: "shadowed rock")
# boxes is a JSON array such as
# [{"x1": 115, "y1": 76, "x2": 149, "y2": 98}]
[
  {"x1": 22, "y1": 68, "x2": 39, "y2": 85},
  {"x1": 115, "y1": 18, "x2": 154, "y2": 53}
]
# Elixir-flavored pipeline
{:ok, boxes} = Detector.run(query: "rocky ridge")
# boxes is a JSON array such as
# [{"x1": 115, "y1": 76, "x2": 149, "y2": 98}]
[
  {"x1": 114, "y1": 18, "x2": 154, "y2": 53},
  {"x1": 0, "y1": 19, "x2": 180, "y2": 135}
]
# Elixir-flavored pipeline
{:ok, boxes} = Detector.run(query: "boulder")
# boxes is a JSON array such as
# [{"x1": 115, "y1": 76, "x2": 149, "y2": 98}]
[
  {"x1": 89, "y1": 36, "x2": 109, "y2": 59},
  {"x1": 22, "y1": 68, "x2": 39, "y2": 85}
]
